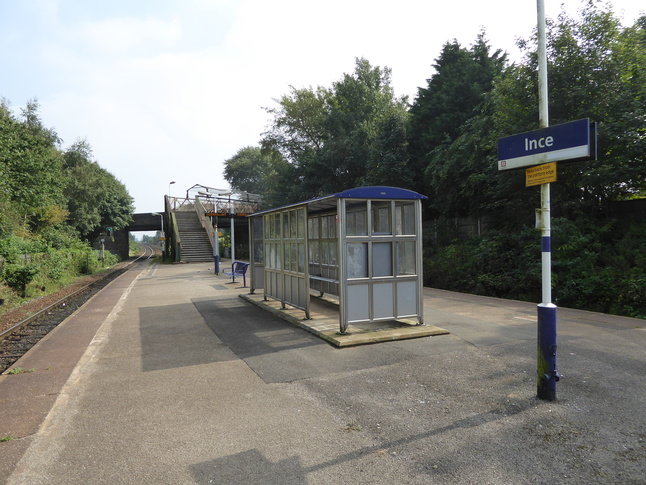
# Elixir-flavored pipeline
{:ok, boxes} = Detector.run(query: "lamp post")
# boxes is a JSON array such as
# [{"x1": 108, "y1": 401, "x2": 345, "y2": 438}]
[
  {"x1": 151, "y1": 212, "x2": 164, "y2": 235},
  {"x1": 151, "y1": 212, "x2": 165, "y2": 261},
  {"x1": 168, "y1": 181, "x2": 176, "y2": 197}
]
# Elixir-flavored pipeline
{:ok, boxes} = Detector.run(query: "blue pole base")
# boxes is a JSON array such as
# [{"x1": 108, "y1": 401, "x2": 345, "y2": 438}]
[{"x1": 537, "y1": 303, "x2": 559, "y2": 401}]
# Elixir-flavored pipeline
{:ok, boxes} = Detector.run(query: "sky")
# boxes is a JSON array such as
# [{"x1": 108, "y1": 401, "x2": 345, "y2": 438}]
[{"x1": 1, "y1": 0, "x2": 644, "y2": 214}]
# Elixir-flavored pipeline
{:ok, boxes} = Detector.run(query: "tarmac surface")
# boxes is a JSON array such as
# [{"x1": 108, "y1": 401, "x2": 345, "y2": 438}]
[{"x1": 0, "y1": 260, "x2": 644, "y2": 484}]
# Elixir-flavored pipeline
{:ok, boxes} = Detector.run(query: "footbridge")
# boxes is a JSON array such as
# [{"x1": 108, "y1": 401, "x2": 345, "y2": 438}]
[{"x1": 106, "y1": 190, "x2": 261, "y2": 262}]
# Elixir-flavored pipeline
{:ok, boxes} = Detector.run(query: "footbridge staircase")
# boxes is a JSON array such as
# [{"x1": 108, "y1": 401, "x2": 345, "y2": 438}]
[{"x1": 165, "y1": 190, "x2": 260, "y2": 264}]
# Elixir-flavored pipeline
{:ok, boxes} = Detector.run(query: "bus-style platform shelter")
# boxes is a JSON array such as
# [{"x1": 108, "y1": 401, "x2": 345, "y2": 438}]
[{"x1": 248, "y1": 186, "x2": 427, "y2": 334}]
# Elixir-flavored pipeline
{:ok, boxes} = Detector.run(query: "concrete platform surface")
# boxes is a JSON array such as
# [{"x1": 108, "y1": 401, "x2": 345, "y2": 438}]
[{"x1": 0, "y1": 260, "x2": 644, "y2": 484}]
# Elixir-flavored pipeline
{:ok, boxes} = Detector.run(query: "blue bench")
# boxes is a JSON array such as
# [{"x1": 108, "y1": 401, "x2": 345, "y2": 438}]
[{"x1": 223, "y1": 261, "x2": 250, "y2": 287}]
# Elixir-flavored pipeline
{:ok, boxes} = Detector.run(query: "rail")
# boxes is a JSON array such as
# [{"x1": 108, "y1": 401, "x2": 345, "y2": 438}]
[
  {"x1": 0, "y1": 245, "x2": 155, "y2": 341},
  {"x1": 194, "y1": 196, "x2": 215, "y2": 251}
]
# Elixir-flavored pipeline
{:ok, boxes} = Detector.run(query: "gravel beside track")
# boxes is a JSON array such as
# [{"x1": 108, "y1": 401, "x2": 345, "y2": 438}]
[
  {"x1": 0, "y1": 271, "x2": 112, "y2": 335},
  {"x1": 0, "y1": 264, "x2": 131, "y2": 374}
]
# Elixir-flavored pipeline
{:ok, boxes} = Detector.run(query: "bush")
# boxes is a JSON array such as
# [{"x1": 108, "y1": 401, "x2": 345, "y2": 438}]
[
  {"x1": 3, "y1": 264, "x2": 39, "y2": 296},
  {"x1": 424, "y1": 216, "x2": 646, "y2": 319}
]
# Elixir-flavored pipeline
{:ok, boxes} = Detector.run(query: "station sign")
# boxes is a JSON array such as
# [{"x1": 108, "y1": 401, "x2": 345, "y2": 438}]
[{"x1": 498, "y1": 118, "x2": 596, "y2": 171}]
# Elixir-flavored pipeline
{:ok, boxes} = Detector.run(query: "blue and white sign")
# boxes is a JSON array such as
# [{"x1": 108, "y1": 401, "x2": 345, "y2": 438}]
[{"x1": 498, "y1": 118, "x2": 594, "y2": 171}]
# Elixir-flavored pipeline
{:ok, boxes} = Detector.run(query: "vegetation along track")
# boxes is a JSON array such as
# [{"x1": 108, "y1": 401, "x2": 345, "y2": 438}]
[{"x1": 0, "y1": 245, "x2": 155, "y2": 374}]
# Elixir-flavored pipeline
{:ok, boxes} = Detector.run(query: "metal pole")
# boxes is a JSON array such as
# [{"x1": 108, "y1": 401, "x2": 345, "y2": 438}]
[
  {"x1": 230, "y1": 216, "x2": 235, "y2": 263},
  {"x1": 214, "y1": 220, "x2": 220, "y2": 275},
  {"x1": 536, "y1": 0, "x2": 559, "y2": 401}
]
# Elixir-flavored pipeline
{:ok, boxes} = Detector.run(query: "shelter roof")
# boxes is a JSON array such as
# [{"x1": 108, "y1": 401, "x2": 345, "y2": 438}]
[{"x1": 250, "y1": 186, "x2": 427, "y2": 217}]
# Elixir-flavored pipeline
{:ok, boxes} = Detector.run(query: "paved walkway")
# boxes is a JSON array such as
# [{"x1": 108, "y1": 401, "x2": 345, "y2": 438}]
[{"x1": 1, "y1": 261, "x2": 644, "y2": 484}]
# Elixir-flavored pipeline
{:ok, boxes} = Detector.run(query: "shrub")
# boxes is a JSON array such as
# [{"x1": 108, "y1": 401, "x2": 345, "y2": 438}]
[{"x1": 3, "y1": 264, "x2": 40, "y2": 297}]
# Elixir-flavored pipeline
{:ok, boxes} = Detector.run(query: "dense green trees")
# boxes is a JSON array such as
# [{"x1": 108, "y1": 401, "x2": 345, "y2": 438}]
[
  {"x1": 1, "y1": 99, "x2": 133, "y2": 305},
  {"x1": 0, "y1": 101, "x2": 133, "y2": 241}
]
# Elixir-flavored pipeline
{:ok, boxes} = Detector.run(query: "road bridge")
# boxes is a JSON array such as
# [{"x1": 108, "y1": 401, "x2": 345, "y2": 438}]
[{"x1": 103, "y1": 213, "x2": 165, "y2": 260}]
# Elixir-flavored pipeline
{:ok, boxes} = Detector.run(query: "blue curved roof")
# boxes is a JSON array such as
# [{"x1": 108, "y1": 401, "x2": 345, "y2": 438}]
[
  {"x1": 334, "y1": 186, "x2": 427, "y2": 200},
  {"x1": 250, "y1": 186, "x2": 427, "y2": 216}
]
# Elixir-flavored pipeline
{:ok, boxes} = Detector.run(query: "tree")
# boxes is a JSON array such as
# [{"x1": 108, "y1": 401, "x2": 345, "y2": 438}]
[
  {"x1": 223, "y1": 146, "x2": 293, "y2": 208},
  {"x1": 409, "y1": 33, "x2": 507, "y2": 195},
  {"x1": 62, "y1": 140, "x2": 133, "y2": 240},
  {"x1": 262, "y1": 58, "x2": 411, "y2": 203},
  {"x1": 0, "y1": 99, "x2": 65, "y2": 230}
]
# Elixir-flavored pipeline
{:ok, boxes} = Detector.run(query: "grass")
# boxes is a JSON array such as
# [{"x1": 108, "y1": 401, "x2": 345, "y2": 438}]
[{"x1": 7, "y1": 367, "x2": 34, "y2": 375}]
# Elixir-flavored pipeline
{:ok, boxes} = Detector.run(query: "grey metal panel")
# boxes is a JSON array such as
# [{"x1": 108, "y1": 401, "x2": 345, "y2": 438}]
[
  {"x1": 347, "y1": 284, "x2": 369, "y2": 322},
  {"x1": 252, "y1": 266, "x2": 264, "y2": 290},
  {"x1": 373, "y1": 282, "x2": 394, "y2": 319},
  {"x1": 396, "y1": 280, "x2": 417, "y2": 317}
]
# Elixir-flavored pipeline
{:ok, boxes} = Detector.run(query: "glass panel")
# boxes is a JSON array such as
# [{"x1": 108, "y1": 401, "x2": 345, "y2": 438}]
[
  {"x1": 321, "y1": 216, "x2": 328, "y2": 240},
  {"x1": 253, "y1": 217, "x2": 262, "y2": 238},
  {"x1": 312, "y1": 217, "x2": 319, "y2": 239},
  {"x1": 329, "y1": 242, "x2": 337, "y2": 265},
  {"x1": 297, "y1": 208, "x2": 305, "y2": 239},
  {"x1": 372, "y1": 242, "x2": 393, "y2": 277},
  {"x1": 346, "y1": 206, "x2": 367, "y2": 236},
  {"x1": 283, "y1": 244, "x2": 290, "y2": 271},
  {"x1": 298, "y1": 244, "x2": 305, "y2": 273},
  {"x1": 372, "y1": 202, "x2": 392, "y2": 234},
  {"x1": 347, "y1": 243, "x2": 368, "y2": 278},
  {"x1": 274, "y1": 214, "x2": 281, "y2": 238},
  {"x1": 322, "y1": 241, "x2": 329, "y2": 265},
  {"x1": 290, "y1": 243, "x2": 297, "y2": 272},
  {"x1": 275, "y1": 242, "x2": 281, "y2": 270},
  {"x1": 328, "y1": 215, "x2": 336, "y2": 238},
  {"x1": 396, "y1": 242, "x2": 416, "y2": 275},
  {"x1": 312, "y1": 241, "x2": 320, "y2": 264},
  {"x1": 346, "y1": 212, "x2": 356, "y2": 236},
  {"x1": 290, "y1": 210, "x2": 297, "y2": 239},
  {"x1": 396, "y1": 202, "x2": 415, "y2": 235},
  {"x1": 283, "y1": 212, "x2": 289, "y2": 239},
  {"x1": 254, "y1": 242, "x2": 263, "y2": 264}
]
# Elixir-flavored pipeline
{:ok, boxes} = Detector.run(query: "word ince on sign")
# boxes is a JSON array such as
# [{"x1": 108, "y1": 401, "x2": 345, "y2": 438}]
[{"x1": 525, "y1": 136, "x2": 554, "y2": 151}]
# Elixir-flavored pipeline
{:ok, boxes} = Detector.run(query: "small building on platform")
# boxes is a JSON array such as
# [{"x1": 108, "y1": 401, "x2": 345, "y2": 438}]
[{"x1": 248, "y1": 186, "x2": 427, "y2": 334}]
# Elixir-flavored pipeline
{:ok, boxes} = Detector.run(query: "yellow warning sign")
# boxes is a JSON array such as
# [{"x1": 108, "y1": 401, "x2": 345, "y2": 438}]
[{"x1": 526, "y1": 162, "x2": 557, "y2": 187}]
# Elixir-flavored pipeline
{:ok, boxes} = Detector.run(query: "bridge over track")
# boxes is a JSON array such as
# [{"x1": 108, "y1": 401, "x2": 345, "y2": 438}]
[{"x1": 103, "y1": 213, "x2": 166, "y2": 260}]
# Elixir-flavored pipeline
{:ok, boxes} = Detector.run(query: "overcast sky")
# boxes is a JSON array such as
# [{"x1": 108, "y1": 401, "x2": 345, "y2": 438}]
[{"x1": 1, "y1": 0, "x2": 643, "y2": 214}]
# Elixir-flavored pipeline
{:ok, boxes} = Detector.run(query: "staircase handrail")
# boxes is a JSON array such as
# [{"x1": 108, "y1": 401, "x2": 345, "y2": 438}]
[
  {"x1": 194, "y1": 196, "x2": 215, "y2": 251},
  {"x1": 169, "y1": 210, "x2": 181, "y2": 262}
]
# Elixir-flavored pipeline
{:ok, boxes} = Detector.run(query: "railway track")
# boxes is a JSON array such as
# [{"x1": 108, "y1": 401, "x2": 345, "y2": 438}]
[{"x1": 0, "y1": 245, "x2": 155, "y2": 374}]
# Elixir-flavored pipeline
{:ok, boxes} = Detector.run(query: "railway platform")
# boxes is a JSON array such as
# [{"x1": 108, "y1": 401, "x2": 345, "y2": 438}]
[{"x1": 1, "y1": 260, "x2": 644, "y2": 484}]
